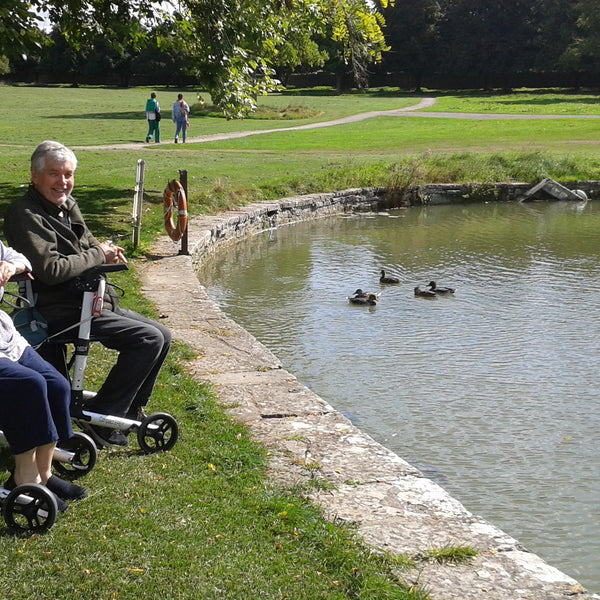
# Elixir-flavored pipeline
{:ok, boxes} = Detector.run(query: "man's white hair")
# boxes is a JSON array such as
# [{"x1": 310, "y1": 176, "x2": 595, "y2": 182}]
[{"x1": 30, "y1": 140, "x2": 78, "y2": 173}]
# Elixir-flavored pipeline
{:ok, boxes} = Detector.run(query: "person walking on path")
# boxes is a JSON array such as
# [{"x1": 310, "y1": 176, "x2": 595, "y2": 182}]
[
  {"x1": 172, "y1": 93, "x2": 189, "y2": 143},
  {"x1": 145, "y1": 92, "x2": 161, "y2": 143}
]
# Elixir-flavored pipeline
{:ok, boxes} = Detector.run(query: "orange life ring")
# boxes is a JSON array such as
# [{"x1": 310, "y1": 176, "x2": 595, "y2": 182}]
[{"x1": 163, "y1": 179, "x2": 188, "y2": 242}]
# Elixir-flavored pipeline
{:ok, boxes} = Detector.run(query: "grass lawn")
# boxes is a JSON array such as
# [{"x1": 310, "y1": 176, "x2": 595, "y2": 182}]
[
  {"x1": 0, "y1": 84, "x2": 599, "y2": 599},
  {"x1": 0, "y1": 85, "x2": 418, "y2": 146},
  {"x1": 422, "y1": 91, "x2": 600, "y2": 114}
]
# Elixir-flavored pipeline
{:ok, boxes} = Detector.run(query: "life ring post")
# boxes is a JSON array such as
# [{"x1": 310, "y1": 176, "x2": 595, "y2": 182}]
[
  {"x1": 162, "y1": 173, "x2": 189, "y2": 252},
  {"x1": 178, "y1": 170, "x2": 189, "y2": 255}
]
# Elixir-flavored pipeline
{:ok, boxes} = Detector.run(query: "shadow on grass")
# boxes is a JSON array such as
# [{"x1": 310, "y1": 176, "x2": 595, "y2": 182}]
[
  {"x1": 0, "y1": 184, "x2": 24, "y2": 219},
  {"x1": 0, "y1": 183, "x2": 134, "y2": 241},
  {"x1": 0, "y1": 448, "x2": 13, "y2": 479},
  {"x1": 74, "y1": 185, "x2": 135, "y2": 238},
  {"x1": 492, "y1": 97, "x2": 600, "y2": 107},
  {"x1": 44, "y1": 111, "x2": 143, "y2": 120}
]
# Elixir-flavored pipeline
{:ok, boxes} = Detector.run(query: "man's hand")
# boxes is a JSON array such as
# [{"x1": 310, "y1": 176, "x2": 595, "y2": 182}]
[{"x1": 100, "y1": 241, "x2": 128, "y2": 264}]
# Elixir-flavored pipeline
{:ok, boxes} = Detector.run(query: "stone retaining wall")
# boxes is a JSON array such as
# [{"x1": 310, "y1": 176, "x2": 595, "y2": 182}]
[
  {"x1": 142, "y1": 186, "x2": 599, "y2": 600},
  {"x1": 190, "y1": 182, "x2": 599, "y2": 268}
]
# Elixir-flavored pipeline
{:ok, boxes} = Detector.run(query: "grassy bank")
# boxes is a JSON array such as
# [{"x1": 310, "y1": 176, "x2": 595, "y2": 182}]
[{"x1": 0, "y1": 85, "x2": 599, "y2": 598}]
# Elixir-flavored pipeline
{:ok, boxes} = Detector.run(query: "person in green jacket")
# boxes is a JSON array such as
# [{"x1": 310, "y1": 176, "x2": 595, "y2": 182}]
[{"x1": 145, "y1": 92, "x2": 161, "y2": 143}]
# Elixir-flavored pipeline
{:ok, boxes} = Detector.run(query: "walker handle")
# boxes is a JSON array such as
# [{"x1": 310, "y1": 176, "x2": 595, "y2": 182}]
[{"x1": 92, "y1": 264, "x2": 128, "y2": 275}]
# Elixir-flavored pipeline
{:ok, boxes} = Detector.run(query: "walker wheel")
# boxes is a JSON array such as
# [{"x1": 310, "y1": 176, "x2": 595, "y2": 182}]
[
  {"x1": 137, "y1": 412, "x2": 179, "y2": 454},
  {"x1": 3, "y1": 483, "x2": 58, "y2": 534},
  {"x1": 53, "y1": 431, "x2": 98, "y2": 479}
]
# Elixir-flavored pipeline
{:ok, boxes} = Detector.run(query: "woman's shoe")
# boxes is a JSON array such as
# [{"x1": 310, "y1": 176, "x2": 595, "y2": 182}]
[
  {"x1": 45, "y1": 475, "x2": 87, "y2": 501},
  {"x1": 3, "y1": 472, "x2": 69, "y2": 513}
]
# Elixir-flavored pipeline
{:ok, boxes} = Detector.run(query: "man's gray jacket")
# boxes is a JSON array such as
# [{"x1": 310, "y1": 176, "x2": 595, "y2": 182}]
[{"x1": 4, "y1": 185, "x2": 115, "y2": 325}]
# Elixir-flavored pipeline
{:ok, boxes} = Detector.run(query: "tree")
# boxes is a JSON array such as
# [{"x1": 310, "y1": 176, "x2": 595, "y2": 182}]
[
  {"x1": 329, "y1": 0, "x2": 391, "y2": 89},
  {"x1": 4, "y1": 1, "x2": 392, "y2": 116},
  {"x1": 437, "y1": 0, "x2": 536, "y2": 89},
  {"x1": 376, "y1": 0, "x2": 442, "y2": 91},
  {"x1": 273, "y1": 34, "x2": 328, "y2": 86},
  {"x1": 531, "y1": 0, "x2": 579, "y2": 71},
  {"x1": 167, "y1": 0, "x2": 392, "y2": 115},
  {"x1": 0, "y1": 1, "x2": 44, "y2": 57},
  {"x1": 560, "y1": 0, "x2": 600, "y2": 76}
]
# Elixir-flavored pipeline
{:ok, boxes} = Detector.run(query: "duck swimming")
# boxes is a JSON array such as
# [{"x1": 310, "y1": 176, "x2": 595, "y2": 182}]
[
  {"x1": 348, "y1": 289, "x2": 380, "y2": 305},
  {"x1": 380, "y1": 270, "x2": 400, "y2": 284},
  {"x1": 348, "y1": 292, "x2": 379, "y2": 305},
  {"x1": 414, "y1": 285, "x2": 436, "y2": 298},
  {"x1": 428, "y1": 281, "x2": 455, "y2": 295}
]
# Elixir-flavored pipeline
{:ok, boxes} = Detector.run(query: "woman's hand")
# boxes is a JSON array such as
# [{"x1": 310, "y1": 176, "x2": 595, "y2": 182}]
[{"x1": 0, "y1": 260, "x2": 17, "y2": 286}]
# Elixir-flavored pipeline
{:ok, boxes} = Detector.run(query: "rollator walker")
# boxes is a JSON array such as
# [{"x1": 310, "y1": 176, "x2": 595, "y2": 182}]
[
  {"x1": 0, "y1": 277, "x2": 66, "y2": 533},
  {"x1": 2, "y1": 273, "x2": 98, "y2": 480},
  {"x1": 15, "y1": 264, "x2": 179, "y2": 455},
  {"x1": 0, "y1": 481, "x2": 58, "y2": 534}
]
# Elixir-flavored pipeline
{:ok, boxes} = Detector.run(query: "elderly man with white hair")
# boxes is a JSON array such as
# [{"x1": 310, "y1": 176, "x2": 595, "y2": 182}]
[{"x1": 4, "y1": 141, "x2": 172, "y2": 448}]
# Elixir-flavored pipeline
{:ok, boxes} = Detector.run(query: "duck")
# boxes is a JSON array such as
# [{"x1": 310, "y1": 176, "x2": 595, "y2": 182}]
[
  {"x1": 348, "y1": 289, "x2": 380, "y2": 305},
  {"x1": 428, "y1": 281, "x2": 455, "y2": 295},
  {"x1": 380, "y1": 269, "x2": 400, "y2": 284},
  {"x1": 348, "y1": 292, "x2": 379, "y2": 305},
  {"x1": 414, "y1": 285, "x2": 436, "y2": 298}
]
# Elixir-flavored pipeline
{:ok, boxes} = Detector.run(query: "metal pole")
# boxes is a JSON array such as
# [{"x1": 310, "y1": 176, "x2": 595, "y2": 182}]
[
  {"x1": 178, "y1": 169, "x2": 189, "y2": 255},
  {"x1": 132, "y1": 159, "x2": 145, "y2": 249}
]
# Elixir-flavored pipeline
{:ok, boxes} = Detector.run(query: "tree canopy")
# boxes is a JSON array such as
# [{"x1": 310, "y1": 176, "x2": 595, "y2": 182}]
[
  {"x1": 2, "y1": 0, "x2": 599, "y2": 113},
  {"x1": 5, "y1": 0, "x2": 392, "y2": 118},
  {"x1": 375, "y1": 0, "x2": 599, "y2": 89}
]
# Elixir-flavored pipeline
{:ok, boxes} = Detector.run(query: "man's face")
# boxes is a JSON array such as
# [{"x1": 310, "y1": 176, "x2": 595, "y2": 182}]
[{"x1": 31, "y1": 159, "x2": 75, "y2": 206}]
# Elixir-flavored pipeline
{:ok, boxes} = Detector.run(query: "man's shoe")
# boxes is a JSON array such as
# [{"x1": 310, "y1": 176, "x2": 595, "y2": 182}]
[
  {"x1": 126, "y1": 407, "x2": 148, "y2": 422},
  {"x1": 174, "y1": 137, "x2": 178, "y2": 143},
  {"x1": 80, "y1": 423, "x2": 129, "y2": 448},
  {"x1": 145, "y1": 136, "x2": 150, "y2": 143}
]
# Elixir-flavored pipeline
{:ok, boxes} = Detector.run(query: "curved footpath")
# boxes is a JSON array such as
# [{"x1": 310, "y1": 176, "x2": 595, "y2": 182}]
[
  {"x1": 138, "y1": 191, "x2": 598, "y2": 600},
  {"x1": 76, "y1": 96, "x2": 600, "y2": 151}
]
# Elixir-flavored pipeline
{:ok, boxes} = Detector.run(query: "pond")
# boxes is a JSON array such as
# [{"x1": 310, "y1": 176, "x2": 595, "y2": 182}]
[{"x1": 197, "y1": 200, "x2": 600, "y2": 593}]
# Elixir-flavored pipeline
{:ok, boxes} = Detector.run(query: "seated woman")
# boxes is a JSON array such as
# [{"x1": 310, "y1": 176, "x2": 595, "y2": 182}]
[{"x1": 0, "y1": 240, "x2": 85, "y2": 512}]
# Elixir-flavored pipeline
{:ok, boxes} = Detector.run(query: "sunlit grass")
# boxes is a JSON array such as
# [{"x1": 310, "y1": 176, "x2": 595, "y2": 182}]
[{"x1": 425, "y1": 92, "x2": 600, "y2": 115}]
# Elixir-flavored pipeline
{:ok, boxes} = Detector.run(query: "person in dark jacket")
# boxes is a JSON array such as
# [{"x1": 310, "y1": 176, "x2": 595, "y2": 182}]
[{"x1": 3, "y1": 141, "x2": 172, "y2": 447}]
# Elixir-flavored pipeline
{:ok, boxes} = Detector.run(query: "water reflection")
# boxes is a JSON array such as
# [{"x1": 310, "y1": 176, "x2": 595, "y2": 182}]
[{"x1": 197, "y1": 201, "x2": 600, "y2": 593}]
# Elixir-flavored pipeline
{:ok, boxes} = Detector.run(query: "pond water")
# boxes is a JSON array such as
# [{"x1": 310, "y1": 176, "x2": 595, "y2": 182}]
[{"x1": 197, "y1": 201, "x2": 600, "y2": 593}]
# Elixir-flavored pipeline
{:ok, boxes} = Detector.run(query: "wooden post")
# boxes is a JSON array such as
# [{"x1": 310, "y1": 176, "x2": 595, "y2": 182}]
[
  {"x1": 132, "y1": 159, "x2": 145, "y2": 249},
  {"x1": 178, "y1": 169, "x2": 189, "y2": 255}
]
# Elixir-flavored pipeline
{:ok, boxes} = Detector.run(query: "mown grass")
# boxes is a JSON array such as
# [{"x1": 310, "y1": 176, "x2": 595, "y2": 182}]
[
  {"x1": 0, "y1": 84, "x2": 599, "y2": 252},
  {"x1": 0, "y1": 350, "x2": 422, "y2": 599},
  {"x1": 423, "y1": 91, "x2": 600, "y2": 114},
  {"x1": 1, "y1": 86, "x2": 598, "y2": 285},
  {"x1": 0, "y1": 84, "x2": 417, "y2": 146},
  {"x1": 0, "y1": 85, "x2": 599, "y2": 599}
]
